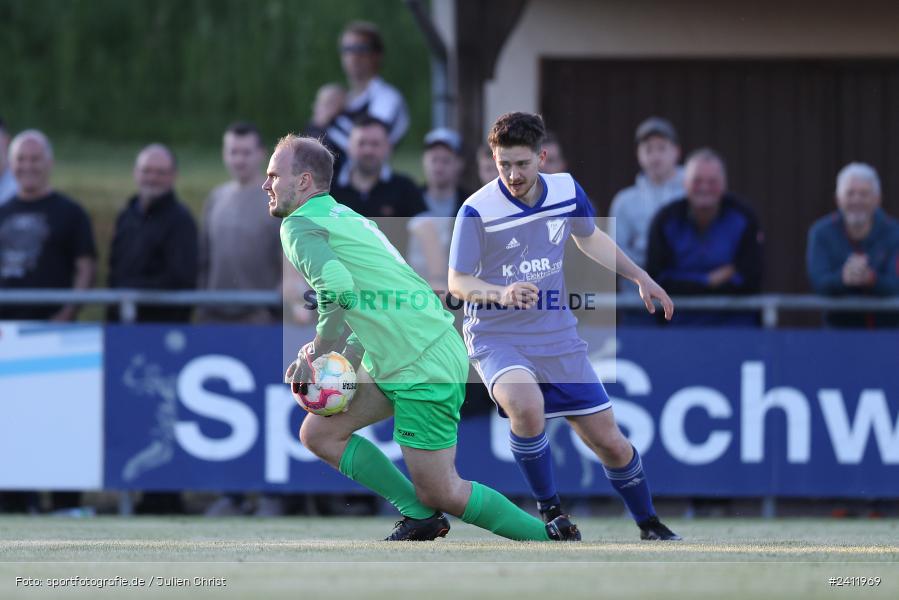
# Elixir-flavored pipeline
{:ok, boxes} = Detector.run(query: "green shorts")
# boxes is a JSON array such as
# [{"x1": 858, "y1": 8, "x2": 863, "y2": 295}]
[{"x1": 375, "y1": 330, "x2": 468, "y2": 450}]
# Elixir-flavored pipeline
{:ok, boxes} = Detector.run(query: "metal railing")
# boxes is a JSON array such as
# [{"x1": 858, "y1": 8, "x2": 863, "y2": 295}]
[
  {"x1": 0, "y1": 289, "x2": 281, "y2": 322},
  {"x1": 1, "y1": 289, "x2": 897, "y2": 327},
  {"x1": 608, "y1": 294, "x2": 899, "y2": 328}
]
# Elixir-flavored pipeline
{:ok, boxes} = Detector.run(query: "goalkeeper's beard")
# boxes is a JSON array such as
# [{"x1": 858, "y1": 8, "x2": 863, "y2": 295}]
[{"x1": 271, "y1": 189, "x2": 299, "y2": 218}]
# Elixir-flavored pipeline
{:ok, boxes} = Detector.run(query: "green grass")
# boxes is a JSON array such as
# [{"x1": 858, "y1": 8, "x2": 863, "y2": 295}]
[{"x1": 1, "y1": 517, "x2": 897, "y2": 599}]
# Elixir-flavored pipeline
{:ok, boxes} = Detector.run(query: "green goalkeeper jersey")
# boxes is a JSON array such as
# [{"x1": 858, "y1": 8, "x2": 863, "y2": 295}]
[{"x1": 280, "y1": 193, "x2": 456, "y2": 380}]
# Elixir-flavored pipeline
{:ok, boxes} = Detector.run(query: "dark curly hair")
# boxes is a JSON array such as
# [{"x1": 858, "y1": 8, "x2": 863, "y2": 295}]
[{"x1": 488, "y1": 112, "x2": 546, "y2": 152}]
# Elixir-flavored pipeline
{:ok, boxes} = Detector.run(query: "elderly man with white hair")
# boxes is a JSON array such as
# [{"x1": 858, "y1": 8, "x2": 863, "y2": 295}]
[
  {"x1": 807, "y1": 162, "x2": 899, "y2": 328},
  {"x1": 0, "y1": 128, "x2": 96, "y2": 321}
]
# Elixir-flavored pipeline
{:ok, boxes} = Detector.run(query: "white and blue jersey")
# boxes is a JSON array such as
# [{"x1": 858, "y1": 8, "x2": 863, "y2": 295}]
[
  {"x1": 449, "y1": 173, "x2": 595, "y2": 351},
  {"x1": 449, "y1": 173, "x2": 611, "y2": 418}
]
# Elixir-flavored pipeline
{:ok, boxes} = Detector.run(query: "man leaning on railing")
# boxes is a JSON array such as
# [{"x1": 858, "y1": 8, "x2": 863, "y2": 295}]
[{"x1": 646, "y1": 148, "x2": 763, "y2": 326}]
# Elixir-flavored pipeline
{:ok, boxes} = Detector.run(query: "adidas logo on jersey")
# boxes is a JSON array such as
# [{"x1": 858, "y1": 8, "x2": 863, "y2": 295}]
[{"x1": 505, "y1": 237, "x2": 520, "y2": 249}]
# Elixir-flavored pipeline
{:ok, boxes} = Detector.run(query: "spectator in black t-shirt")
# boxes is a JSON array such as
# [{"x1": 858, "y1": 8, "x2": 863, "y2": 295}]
[
  {"x1": 331, "y1": 116, "x2": 425, "y2": 255},
  {"x1": 107, "y1": 144, "x2": 198, "y2": 324},
  {"x1": 0, "y1": 129, "x2": 96, "y2": 514},
  {"x1": 0, "y1": 129, "x2": 96, "y2": 321}
]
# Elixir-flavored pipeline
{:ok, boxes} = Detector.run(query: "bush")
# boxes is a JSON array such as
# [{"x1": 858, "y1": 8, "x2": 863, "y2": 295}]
[{"x1": 0, "y1": 0, "x2": 431, "y2": 148}]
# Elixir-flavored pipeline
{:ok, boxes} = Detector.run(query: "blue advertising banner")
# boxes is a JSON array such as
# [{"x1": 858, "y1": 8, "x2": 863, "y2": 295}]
[{"x1": 104, "y1": 325, "x2": 899, "y2": 497}]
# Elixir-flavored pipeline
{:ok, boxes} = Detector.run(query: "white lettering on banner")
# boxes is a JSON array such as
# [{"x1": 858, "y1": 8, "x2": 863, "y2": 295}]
[
  {"x1": 591, "y1": 359, "x2": 654, "y2": 456},
  {"x1": 174, "y1": 356, "x2": 258, "y2": 461},
  {"x1": 158, "y1": 352, "x2": 897, "y2": 480},
  {"x1": 818, "y1": 389, "x2": 899, "y2": 464},
  {"x1": 741, "y1": 362, "x2": 810, "y2": 463},
  {"x1": 489, "y1": 359, "x2": 655, "y2": 465},
  {"x1": 569, "y1": 434, "x2": 602, "y2": 464},
  {"x1": 172, "y1": 360, "x2": 400, "y2": 482},
  {"x1": 489, "y1": 357, "x2": 897, "y2": 468},
  {"x1": 491, "y1": 412, "x2": 514, "y2": 462},
  {"x1": 660, "y1": 387, "x2": 733, "y2": 465},
  {"x1": 266, "y1": 386, "x2": 318, "y2": 483},
  {"x1": 265, "y1": 385, "x2": 403, "y2": 483}
]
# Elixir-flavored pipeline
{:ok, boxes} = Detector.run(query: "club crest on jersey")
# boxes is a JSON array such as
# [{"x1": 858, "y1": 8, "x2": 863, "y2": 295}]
[{"x1": 546, "y1": 218, "x2": 566, "y2": 245}]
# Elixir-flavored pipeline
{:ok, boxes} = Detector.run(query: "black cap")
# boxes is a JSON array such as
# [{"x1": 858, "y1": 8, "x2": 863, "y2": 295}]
[{"x1": 635, "y1": 117, "x2": 678, "y2": 145}]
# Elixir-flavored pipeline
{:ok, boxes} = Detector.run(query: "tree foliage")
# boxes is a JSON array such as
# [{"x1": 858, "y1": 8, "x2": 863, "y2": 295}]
[{"x1": 0, "y1": 0, "x2": 432, "y2": 147}]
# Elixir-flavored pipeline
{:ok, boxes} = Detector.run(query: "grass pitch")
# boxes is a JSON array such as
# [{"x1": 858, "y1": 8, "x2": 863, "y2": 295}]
[{"x1": 1, "y1": 516, "x2": 897, "y2": 599}]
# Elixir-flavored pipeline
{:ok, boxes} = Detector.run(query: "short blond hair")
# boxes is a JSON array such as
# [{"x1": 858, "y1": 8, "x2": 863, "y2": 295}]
[{"x1": 275, "y1": 134, "x2": 334, "y2": 189}]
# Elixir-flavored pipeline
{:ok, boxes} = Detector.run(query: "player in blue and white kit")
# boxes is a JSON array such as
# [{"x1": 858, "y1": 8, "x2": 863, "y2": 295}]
[{"x1": 448, "y1": 113, "x2": 681, "y2": 540}]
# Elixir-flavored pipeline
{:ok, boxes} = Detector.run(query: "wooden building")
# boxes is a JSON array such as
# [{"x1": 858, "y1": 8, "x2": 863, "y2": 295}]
[{"x1": 433, "y1": 0, "x2": 899, "y2": 293}]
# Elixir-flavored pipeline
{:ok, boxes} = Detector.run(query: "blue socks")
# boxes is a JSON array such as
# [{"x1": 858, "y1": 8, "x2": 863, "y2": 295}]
[
  {"x1": 603, "y1": 445, "x2": 655, "y2": 523},
  {"x1": 511, "y1": 431, "x2": 656, "y2": 524},
  {"x1": 509, "y1": 430, "x2": 557, "y2": 505}
]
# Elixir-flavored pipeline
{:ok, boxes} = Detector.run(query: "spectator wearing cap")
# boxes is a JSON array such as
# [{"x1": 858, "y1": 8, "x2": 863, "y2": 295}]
[
  {"x1": 322, "y1": 21, "x2": 410, "y2": 178},
  {"x1": 807, "y1": 162, "x2": 899, "y2": 328},
  {"x1": 407, "y1": 128, "x2": 469, "y2": 289},
  {"x1": 610, "y1": 118, "x2": 684, "y2": 282},
  {"x1": 647, "y1": 148, "x2": 764, "y2": 326},
  {"x1": 541, "y1": 132, "x2": 568, "y2": 174},
  {"x1": 0, "y1": 118, "x2": 18, "y2": 206},
  {"x1": 415, "y1": 131, "x2": 494, "y2": 418},
  {"x1": 420, "y1": 128, "x2": 468, "y2": 219},
  {"x1": 331, "y1": 115, "x2": 425, "y2": 255},
  {"x1": 610, "y1": 118, "x2": 684, "y2": 324}
]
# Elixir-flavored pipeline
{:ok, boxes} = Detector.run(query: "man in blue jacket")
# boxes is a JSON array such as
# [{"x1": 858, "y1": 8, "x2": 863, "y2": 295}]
[
  {"x1": 646, "y1": 148, "x2": 763, "y2": 326},
  {"x1": 807, "y1": 162, "x2": 899, "y2": 328}
]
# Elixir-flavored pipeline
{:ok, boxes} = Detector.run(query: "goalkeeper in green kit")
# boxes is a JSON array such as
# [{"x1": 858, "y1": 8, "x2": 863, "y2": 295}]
[{"x1": 267, "y1": 134, "x2": 579, "y2": 541}]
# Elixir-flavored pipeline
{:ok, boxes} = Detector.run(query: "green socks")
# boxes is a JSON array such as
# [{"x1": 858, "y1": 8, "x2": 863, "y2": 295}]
[
  {"x1": 338, "y1": 434, "x2": 434, "y2": 520},
  {"x1": 461, "y1": 481, "x2": 550, "y2": 541},
  {"x1": 337, "y1": 436, "x2": 551, "y2": 540}
]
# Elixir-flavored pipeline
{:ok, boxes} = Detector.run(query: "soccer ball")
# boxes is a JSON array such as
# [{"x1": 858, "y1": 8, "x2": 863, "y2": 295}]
[{"x1": 295, "y1": 352, "x2": 357, "y2": 416}]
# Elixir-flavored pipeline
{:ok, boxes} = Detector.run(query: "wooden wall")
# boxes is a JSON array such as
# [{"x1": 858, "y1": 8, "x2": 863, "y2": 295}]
[{"x1": 540, "y1": 58, "x2": 899, "y2": 293}]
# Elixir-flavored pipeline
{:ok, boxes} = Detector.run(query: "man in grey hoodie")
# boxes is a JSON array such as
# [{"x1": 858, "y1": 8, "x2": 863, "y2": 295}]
[{"x1": 609, "y1": 117, "x2": 684, "y2": 315}]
